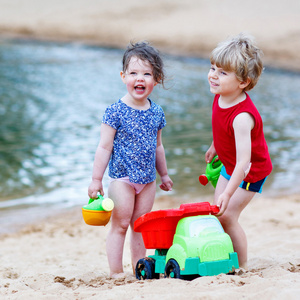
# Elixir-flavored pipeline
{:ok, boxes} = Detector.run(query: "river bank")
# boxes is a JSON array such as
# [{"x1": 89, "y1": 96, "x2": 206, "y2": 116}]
[{"x1": 0, "y1": 0, "x2": 300, "y2": 71}]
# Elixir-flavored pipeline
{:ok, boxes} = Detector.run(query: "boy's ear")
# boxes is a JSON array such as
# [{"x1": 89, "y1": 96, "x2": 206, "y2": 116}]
[{"x1": 239, "y1": 77, "x2": 251, "y2": 89}]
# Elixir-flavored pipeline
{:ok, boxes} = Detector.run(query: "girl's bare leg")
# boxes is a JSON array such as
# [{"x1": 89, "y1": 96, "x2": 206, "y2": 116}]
[
  {"x1": 106, "y1": 181, "x2": 136, "y2": 278},
  {"x1": 129, "y1": 181, "x2": 156, "y2": 272}
]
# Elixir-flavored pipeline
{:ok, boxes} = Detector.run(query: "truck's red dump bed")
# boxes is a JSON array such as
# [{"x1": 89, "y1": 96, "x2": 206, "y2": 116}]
[{"x1": 134, "y1": 202, "x2": 219, "y2": 249}]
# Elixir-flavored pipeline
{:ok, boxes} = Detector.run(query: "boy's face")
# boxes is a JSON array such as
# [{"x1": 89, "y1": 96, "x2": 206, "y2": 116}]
[
  {"x1": 120, "y1": 57, "x2": 157, "y2": 103},
  {"x1": 208, "y1": 64, "x2": 248, "y2": 98}
]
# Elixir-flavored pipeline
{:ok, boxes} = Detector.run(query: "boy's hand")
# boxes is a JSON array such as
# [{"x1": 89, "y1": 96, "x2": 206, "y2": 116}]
[
  {"x1": 88, "y1": 179, "x2": 104, "y2": 199},
  {"x1": 159, "y1": 175, "x2": 173, "y2": 191},
  {"x1": 205, "y1": 143, "x2": 217, "y2": 163},
  {"x1": 216, "y1": 192, "x2": 230, "y2": 216}
]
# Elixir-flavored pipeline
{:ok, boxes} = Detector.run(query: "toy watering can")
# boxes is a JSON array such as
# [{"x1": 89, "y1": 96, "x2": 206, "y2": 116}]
[
  {"x1": 199, "y1": 156, "x2": 223, "y2": 188},
  {"x1": 82, "y1": 195, "x2": 114, "y2": 226}
]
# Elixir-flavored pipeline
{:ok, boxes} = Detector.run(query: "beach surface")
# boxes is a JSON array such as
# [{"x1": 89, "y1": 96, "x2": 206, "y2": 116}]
[
  {"x1": 1, "y1": 194, "x2": 300, "y2": 299},
  {"x1": 0, "y1": 0, "x2": 300, "y2": 71},
  {"x1": 0, "y1": 0, "x2": 300, "y2": 299}
]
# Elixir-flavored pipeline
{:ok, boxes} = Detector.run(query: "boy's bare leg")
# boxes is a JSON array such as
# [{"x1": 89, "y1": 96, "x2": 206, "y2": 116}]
[{"x1": 214, "y1": 176, "x2": 255, "y2": 268}]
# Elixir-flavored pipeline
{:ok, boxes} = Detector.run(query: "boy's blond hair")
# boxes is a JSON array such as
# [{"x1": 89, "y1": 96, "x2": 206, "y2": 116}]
[{"x1": 210, "y1": 33, "x2": 263, "y2": 91}]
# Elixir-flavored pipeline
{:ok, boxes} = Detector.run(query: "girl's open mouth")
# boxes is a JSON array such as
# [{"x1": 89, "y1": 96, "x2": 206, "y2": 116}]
[{"x1": 135, "y1": 85, "x2": 145, "y2": 92}]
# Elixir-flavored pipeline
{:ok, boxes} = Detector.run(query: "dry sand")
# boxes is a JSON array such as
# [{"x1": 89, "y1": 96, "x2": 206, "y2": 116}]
[
  {"x1": 1, "y1": 194, "x2": 299, "y2": 299},
  {"x1": 0, "y1": 0, "x2": 300, "y2": 71},
  {"x1": 0, "y1": 1, "x2": 300, "y2": 299}
]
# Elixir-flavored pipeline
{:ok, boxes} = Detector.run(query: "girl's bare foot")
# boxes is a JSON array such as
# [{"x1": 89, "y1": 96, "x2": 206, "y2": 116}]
[{"x1": 110, "y1": 272, "x2": 127, "y2": 279}]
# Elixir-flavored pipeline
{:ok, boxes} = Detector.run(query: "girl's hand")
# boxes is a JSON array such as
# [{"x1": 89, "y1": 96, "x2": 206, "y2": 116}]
[
  {"x1": 216, "y1": 192, "x2": 230, "y2": 216},
  {"x1": 159, "y1": 175, "x2": 173, "y2": 191},
  {"x1": 88, "y1": 179, "x2": 104, "y2": 199}
]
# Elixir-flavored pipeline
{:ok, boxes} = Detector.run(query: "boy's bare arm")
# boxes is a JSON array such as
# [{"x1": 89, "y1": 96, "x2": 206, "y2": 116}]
[{"x1": 217, "y1": 113, "x2": 254, "y2": 215}]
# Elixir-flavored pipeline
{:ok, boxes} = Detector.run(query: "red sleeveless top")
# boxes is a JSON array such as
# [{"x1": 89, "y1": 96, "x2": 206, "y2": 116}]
[{"x1": 212, "y1": 93, "x2": 272, "y2": 183}]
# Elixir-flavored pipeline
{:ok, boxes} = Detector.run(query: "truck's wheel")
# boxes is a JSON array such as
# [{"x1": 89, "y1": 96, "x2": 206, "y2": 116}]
[
  {"x1": 164, "y1": 259, "x2": 183, "y2": 279},
  {"x1": 135, "y1": 257, "x2": 158, "y2": 280}
]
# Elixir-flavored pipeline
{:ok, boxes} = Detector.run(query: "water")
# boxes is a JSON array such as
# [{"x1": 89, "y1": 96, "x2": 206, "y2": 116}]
[{"x1": 0, "y1": 38, "x2": 300, "y2": 233}]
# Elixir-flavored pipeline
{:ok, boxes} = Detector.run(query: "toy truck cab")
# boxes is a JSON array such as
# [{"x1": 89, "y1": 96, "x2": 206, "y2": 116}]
[
  {"x1": 164, "y1": 215, "x2": 238, "y2": 278},
  {"x1": 135, "y1": 202, "x2": 239, "y2": 280}
]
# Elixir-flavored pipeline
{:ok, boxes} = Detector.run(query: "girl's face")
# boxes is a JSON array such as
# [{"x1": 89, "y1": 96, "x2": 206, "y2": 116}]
[
  {"x1": 121, "y1": 57, "x2": 157, "y2": 104},
  {"x1": 208, "y1": 64, "x2": 246, "y2": 99}
]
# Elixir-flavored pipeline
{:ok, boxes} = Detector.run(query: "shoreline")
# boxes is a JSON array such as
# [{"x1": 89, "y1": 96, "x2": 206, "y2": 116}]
[
  {"x1": 1, "y1": 32, "x2": 300, "y2": 74},
  {"x1": 0, "y1": 0, "x2": 300, "y2": 72}
]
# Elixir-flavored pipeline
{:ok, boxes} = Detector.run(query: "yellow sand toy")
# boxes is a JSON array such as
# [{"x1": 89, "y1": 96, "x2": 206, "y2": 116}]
[{"x1": 82, "y1": 195, "x2": 114, "y2": 226}]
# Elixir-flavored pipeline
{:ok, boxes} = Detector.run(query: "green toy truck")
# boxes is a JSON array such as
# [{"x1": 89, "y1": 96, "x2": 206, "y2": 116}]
[{"x1": 134, "y1": 202, "x2": 239, "y2": 280}]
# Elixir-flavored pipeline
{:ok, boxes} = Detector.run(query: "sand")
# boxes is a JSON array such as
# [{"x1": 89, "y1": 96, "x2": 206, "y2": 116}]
[
  {"x1": 0, "y1": 0, "x2": 300, "y2": 71},
  {"x1": 0, "y1": 1, "x2": 300, "y2": 299},
  {"x1": 1, "y1": 194, "x2": 299, "y2": 299}
]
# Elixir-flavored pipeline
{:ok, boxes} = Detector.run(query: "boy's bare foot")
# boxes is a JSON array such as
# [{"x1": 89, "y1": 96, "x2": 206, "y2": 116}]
[
  {"x1": 239, "y1": 263, "x2": 248, "y2": 271},
  {"x1": 236, "y1": 265, "x2": 248, "y2": 275}
]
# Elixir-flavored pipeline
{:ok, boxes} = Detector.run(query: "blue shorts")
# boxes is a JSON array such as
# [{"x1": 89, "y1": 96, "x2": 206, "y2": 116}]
[{"x1": 220, "y1": 166, "x2": 267, "y2": 193}]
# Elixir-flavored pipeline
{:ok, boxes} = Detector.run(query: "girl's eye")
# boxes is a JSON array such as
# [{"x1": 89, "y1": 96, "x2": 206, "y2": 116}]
[
  {"x1": 144, "y1": 73, "x2": 152, "y2": 76},
  {"x1": 130, "y1": 72, "x2": 137, "y2": 76},
  {"x1": 221, "y1": 71, "x2": 227, "y2": 75}
]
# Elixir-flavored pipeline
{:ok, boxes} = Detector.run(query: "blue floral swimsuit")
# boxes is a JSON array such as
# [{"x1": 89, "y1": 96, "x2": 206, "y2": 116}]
[{"x1": 102, "y1": 99, "x2": 166, "y2": 184}]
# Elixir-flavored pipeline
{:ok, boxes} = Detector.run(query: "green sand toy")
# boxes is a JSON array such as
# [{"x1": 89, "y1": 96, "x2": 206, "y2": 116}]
[
  {"x1": 199, "y1": 156, "x2": 223, "y2": 188},
  {"x1": 134, "y1": 202, "x2": 239, "y2": 280}
]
